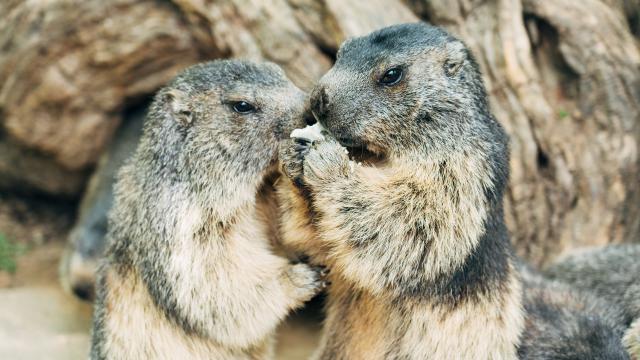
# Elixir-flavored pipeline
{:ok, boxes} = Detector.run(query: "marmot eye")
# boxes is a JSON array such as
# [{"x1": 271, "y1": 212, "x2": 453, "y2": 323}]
[
  {"x1": 445, "y1": 61, "x2": 460, "y2": 76},
  {"x1": 232, "y1": 101, "x2": 256, "y2": 114},
  {"x1": 379, "y1": 67, "x2": 403, "y2": 86}
]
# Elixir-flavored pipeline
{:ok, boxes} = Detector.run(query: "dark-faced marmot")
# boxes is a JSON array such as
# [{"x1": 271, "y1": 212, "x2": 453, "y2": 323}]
[
  {"x1": 90, "y1": 60, "x2": 326, "y2": 359},
  {"x1": 278, "y1": 23, "x2": 631, "y2": 359}
]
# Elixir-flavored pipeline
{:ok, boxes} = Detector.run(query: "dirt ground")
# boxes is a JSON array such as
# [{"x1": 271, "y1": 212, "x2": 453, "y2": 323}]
[{"x1": 0, "y1": 194, "x2": 321, "y2": 359}]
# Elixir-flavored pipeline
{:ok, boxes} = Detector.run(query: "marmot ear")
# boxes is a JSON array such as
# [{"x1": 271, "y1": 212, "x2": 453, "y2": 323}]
[
  {"x1": 444, "y1": 41, "x2": 466, "y2": 77},
  {"x1": 165, "y1": 89, "x2": 193, "y2": 126}
]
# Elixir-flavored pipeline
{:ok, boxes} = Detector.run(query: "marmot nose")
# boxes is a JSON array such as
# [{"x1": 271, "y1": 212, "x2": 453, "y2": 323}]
[
  {"x1": 71, "y1": 281, "x2": 95, "y2": 301},
  {"x1": 310, "y1": 86, "x2": 329, "y2": 123}
]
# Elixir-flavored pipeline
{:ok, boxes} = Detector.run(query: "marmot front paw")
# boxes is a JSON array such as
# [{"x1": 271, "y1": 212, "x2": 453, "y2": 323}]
[
  {"x1": 303, "y1": 139, "x2": 350, "y2": 185},
  {"x1": 286, "y1": 262, "x2": 330, "y2": 302},
  {"x1": 279, "y1": 138, "x2": 312, "y2": 188}
]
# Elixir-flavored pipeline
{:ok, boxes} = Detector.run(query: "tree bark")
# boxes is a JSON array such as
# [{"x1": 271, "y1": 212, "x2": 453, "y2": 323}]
[
  {"x1": 0, "y1": 0, "x2": 638, "y2": 264},
  {"x1": 404, "y1": 0, "x2": 640, "y2": 265}
]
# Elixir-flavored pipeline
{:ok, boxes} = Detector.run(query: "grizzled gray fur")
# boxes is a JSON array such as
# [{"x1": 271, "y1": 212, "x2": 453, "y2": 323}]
[
  {"x1": 544, "y1": 244, "x2": 640, "y2": 324},
  {"x1": 544, "y1": 244, "x2": 640, "y2": 357},
  {"x1": 518, "y1": 261, "x2": 630, "y2": 359}
]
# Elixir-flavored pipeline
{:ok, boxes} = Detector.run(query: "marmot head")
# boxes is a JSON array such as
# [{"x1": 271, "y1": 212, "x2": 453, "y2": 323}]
[
  {"x1": 310, "y1": 22, "x2": 506, "y2": 162},
  {"x1": 141, "y1": 60, "x2": 306, "y2": 194}
]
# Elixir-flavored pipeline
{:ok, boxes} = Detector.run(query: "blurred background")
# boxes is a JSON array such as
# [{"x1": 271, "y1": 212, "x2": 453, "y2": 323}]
[{"x1": 0, "y1": 0, "x2": 638, "y2": 358}]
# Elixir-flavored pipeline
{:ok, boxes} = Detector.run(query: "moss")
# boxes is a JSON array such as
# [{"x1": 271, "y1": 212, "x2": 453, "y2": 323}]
[
  {"x1": 0, "y1": 233, "x2": 25, "y2": 274},
  {"x1": 558, "y1": 109, "x2": 569, "y2": 119}
]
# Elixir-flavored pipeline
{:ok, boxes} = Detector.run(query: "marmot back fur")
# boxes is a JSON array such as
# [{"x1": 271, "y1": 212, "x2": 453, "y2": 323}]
[{"x1": 544, "y1": 244, "x2": 640, "y2": 324}]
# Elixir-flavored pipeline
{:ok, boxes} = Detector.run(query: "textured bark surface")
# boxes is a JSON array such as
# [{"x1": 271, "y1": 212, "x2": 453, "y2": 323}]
[
  {"x1": 0, "y1": 0, "x2": 202, "y2": 171},
  {"x1": 0, "y1": 0, "x2": 638, "y2": 264},
  {"x1": 404, "y1": 0, "x2": 640, "y2": 265}
]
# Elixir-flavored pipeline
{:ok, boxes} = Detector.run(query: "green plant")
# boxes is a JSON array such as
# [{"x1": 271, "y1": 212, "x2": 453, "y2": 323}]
[
  {"x1": 558, "y1": 109, "x2": 569, "y2": 119},
  {"x1": 0, "y1": 233, "x2": 24, "y2": 274}
]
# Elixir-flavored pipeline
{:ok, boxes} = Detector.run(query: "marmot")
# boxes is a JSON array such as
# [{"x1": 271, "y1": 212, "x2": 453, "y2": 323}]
[
  {"x1": 90, "y1": 60, "x2": 327, "y2": 359},
  {"x1": 278, "y1": 23, "x2": 631, "y2": 359}
]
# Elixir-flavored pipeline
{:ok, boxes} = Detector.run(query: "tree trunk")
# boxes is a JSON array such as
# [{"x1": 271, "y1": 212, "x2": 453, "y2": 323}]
[{"x1": 1, "y1": 0, "x2": 638, "y2": 265}]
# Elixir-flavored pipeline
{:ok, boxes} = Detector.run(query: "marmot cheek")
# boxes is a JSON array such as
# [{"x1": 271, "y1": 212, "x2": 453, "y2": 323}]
[{"x1": 276, "y1": 116, "x2": 306, "y2": 140}]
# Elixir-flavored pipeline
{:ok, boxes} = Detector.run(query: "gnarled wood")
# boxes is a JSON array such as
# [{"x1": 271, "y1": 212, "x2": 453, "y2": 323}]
[
  {"x1": 403, "y1": 0, "x2": 640, "y2": 265},
  {"x1": 0, "y1": 0, "x2": 203, "y2": 170},
  {"x1": 0, "y1": 0, "x2": 638, "y2": 263}
]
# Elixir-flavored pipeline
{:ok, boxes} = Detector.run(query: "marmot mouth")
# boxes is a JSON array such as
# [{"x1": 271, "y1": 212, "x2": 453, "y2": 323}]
[
  {"x1": 344, "y1": 145, "x2": 385, "y2": 166},
  {"x1": 335, "y1": 137, "x2": 386, "y2": 166}
]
